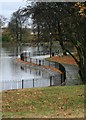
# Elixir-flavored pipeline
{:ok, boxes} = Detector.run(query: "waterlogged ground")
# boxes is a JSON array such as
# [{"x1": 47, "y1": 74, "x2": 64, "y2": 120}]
[
  {"x1": 1, "y1": 44, "x2": 82, "y2": 88},
  {"x1": 47, "y1": 56, "x2": 83, "y2": 85},
  {"x1": 1, "y1": 45, "x2": 84, "y2": 119}
]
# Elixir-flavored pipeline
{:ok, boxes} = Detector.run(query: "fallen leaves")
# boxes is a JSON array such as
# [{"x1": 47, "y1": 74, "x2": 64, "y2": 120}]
[
  {"x1": 2, "y1": 85, "x2": 84, "y2": 118},
  {"x1": 50, "y1": 56, "x2": 77, "y2": 65}
]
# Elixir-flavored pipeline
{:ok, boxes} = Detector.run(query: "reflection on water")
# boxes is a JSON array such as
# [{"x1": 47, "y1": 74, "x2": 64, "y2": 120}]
[
  {"x1": 1, "y1": 49, "x2": 40, "y2": 81},
  {"x1": 0, "y1": 46, "x2": 61, "y2": 90}
]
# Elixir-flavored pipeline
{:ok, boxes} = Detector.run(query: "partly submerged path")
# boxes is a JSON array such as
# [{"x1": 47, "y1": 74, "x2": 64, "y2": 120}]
[
  {"x1": 16, "y1": 58, "x2": 62, "y2": 75},
  {"x1": 62, "y1": 64, "x2": 82, "y2": 85},
  {"x1": 48, "y1": 56, "x2": 83, "y2": 85},
  {"x1": 16, "y1": 55, "x2": 82, "y2": 86}
]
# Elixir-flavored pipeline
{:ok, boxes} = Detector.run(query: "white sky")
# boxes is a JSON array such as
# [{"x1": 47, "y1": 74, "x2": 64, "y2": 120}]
[
  {"x1": 0, "y1": 0, "x2": 26, "y2": 2},
  {"x1": 0, "y1": 0, "x2": 85, "y2": 19},
  {"x1": 0, "y1": 0, "x2": 27, "y2": 22},
  {"x1": 0, "y1": 0, "x2": 85, "y2": 26}
]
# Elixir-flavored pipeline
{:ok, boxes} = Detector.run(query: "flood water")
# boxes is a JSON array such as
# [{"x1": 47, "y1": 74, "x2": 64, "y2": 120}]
[{"x1": 0, "y1": 44, "x2": 61, "y2": 90}]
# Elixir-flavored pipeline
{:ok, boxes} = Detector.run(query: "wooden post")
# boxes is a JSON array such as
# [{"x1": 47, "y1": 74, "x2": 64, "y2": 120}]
[
  {"x1": 36, "y1": 59, "x2": 38, "y2": 64},
  {"x1": 55, "y1": 62, "x2": 56, "y2": 68},
  {"x1": 33, "y1": 79, "x2": 34, "y2": 88},
  {"x1": 29, "y1": 52, "x2": 30, "y2": 57},
  {"x1": 22, "y1": 80, "x2": 24, "y2": 89},
  {"x1": 61, "y1": 74, "x2": 63, "y2": 84},
  {"x1": 30, "y1": 58, "x2": 32, "y2": 63},
  {"x1": 42, "y1": 60, "x2": 44, "y2": 66},
  {"x1": 49, "y1": 61, "x2": 50, "y2": 67},
  {"x1": 50, "y1": 76, "x2": 52, "y2": 86},
  {"x1": 39, "y1": 60, "x2": 41, "y2": 66}
]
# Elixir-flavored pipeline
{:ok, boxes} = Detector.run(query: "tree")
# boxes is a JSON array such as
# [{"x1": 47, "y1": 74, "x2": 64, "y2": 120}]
[
  {"x1": 0, "y1": 15, "x2": 7, "y2": 28},
  {"x1": 59, "y1": 2, "x2": 86, "y2": 83},
  {"x1": 72, "y1": 2, "x2": 86, "y2": 83},
  {"x1": 2, "y1": 27, "x2": 11, "y2": 42},
  {"x1": 8, "y1": 9, "x2": 25, "y2": 42},
  {"x1": 8, "y1": 9, "x2": 25, "y2": 55},
  {"x1": 0, "y1": 15, "x2": 7, "y2": 43},
  {"x1": 30, "y1": 2, "x2": 75, "y2": 56},
  {"x1": 22, "y1": 2, "x2": 86, "y2": 83}
]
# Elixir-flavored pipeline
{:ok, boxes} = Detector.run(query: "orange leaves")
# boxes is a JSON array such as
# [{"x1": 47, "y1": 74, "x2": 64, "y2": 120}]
[
  {"x1": 50, "y1": 56, "x2": 77, "y2": 65},
  {"x1": 75, "y1": 2, "x2": 86, "y2": 17}
]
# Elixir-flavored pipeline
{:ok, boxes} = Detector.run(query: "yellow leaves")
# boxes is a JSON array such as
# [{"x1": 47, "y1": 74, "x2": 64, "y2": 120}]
[
  {"x1": 6, "y1": 102, "x2": 10, "y2": 107},
  {"x1": 75, "y1": 2, "x2": 84, "y2": 7},
  {"x1": 80, "y1": 8, "x2": 84, "y2": 11},
  {"x1": 58, "y1": 106, "x2": 64, "y2": 109},
  {"x1": 75, "y1": 2, "x2": 86, "y2": 17},
  {"x1": 43, "y1": 116, "x2": 48, "y2": 118},
  {"x1": 75, "y1": 4, "x2": 77, "y2": 7},
  {"x1": 2, "y1": 85, "x2": 84, "y2": 118},
  {"x1": 16, "y1": 92, "x2": 20, "y2": 95},
  {"x1": 28, "y1": 105, "x2": 36, "y2": 111},
  {"x1": 58, "y1": 97, "x2": 61, "y2": 100},
  {"x1": 75, "y1": 2, "x2": 81, "y2": 7},
  {"x1": 79, "y1": 5, "x2": 82, "y2": 8},
  {"x1": 44, "y1": 100, "x2": 48, "y2": 103},
  {"x1": 77, "y1": 2, "x2": 81, "y2": 6},
  {"x1": 63, "y1": 111, "x2": 72, "y2": 116}
]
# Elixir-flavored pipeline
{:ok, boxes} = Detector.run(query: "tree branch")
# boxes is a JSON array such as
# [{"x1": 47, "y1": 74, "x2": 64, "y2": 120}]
[{"x1": 64, "y1": 48, "x2": 79, "y2": 65}]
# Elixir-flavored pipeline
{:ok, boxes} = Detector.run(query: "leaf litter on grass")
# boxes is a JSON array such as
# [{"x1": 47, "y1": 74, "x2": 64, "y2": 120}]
[{"x1": 2, "y1": 85, "x2": 84, "y2": 118}]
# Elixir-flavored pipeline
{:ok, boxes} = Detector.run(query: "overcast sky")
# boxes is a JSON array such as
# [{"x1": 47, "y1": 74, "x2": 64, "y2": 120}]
[
  {"x1": 0, "y1": 0, "x2": 27, "y2": 21},
  {"x1": 1, "y1": 0, "x2": 85, "y2": 18},
  {"x1": 0, "y1": 0, "x2": 85, "y2": 26}
]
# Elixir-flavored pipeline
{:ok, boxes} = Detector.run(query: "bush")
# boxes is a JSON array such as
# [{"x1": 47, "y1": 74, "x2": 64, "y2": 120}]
[{"x1": 2, "y1": 35, "x2": 11, "y2": 42}]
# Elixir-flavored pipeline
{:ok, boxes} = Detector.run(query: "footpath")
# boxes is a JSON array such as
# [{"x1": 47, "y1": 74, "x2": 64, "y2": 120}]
[
  {"x1": 16, "y1": 57, "x2": 63, "y2": 74},
  {"x1": 49, "y1": 56, "x2": 82, "y2": 85},
  {"x1": 16, "y1": 55, "x2": 82, "y2": 85}
]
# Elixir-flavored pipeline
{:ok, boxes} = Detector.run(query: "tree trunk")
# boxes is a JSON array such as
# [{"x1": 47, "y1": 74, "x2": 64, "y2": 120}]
[
  {"x1": 78, "y1": 48, "x2": 86, "y2": 83},
  {"x1": 58, "y1": 21, "x2": 67, "y2": 56},
  {"x1": 79, "y1": 64, "x2": 86, "y2": 84},
  {"x1": 50, "y1": 40, "x2": 52, "y2": 58},
  {"x1": 37, "y1": 24, "x2": 40, "y2": 51}
]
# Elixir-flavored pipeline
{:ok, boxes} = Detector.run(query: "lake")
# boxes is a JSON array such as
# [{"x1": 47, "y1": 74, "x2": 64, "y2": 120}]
[{"x1": 0, "y1": 44, "x2": 61, "y2": 90}]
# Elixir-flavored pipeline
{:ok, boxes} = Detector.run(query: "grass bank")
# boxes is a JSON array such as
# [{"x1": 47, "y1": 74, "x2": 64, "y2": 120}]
[{"x1": 2, "y1": 85, "x2": 85, "y2": 118}]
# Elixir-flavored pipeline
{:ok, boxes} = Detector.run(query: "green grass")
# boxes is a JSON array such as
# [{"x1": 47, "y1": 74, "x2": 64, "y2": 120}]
[{"x1": 2, "y1": 85, "x2": 85, "y2": 118}]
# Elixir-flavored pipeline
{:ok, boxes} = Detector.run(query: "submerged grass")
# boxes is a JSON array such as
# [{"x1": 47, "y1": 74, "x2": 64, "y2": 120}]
[{"x1": 2, "y1": 85, "x2": 85, "y2": 118}]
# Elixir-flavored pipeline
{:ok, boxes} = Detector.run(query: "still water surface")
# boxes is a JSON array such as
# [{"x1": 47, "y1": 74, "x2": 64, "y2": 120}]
[{"x1": 0, "y1": 45, "x2": 60, "y2": 90}]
